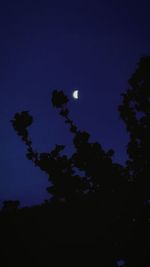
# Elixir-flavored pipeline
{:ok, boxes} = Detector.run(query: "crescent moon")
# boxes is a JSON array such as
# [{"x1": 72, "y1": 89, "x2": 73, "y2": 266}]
[{"x1": 72, "y1": 90, "x2": 79, "y2": 100}]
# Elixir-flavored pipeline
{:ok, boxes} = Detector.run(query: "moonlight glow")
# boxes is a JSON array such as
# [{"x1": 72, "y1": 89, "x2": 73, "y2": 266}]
[{"x1": 72, "y1": 90, "x2": 79, "y2": 100}]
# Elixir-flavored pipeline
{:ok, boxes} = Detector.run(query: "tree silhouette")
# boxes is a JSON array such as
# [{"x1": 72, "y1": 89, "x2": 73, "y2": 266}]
[
  {"x1": 11, "y1": 89, "x2": 127, "y2": 214},
  {"x1": 10, "y1": 58, "x2": 150, "y2": 224},
  {"x1": 118, "y1": 56, "x2": 150, "y2": 212},
  {"x1": 118, "y1": 57, "x2": 150, "y2": 266},
  {"x1": 0, "y1": 56, "x2": 149, "y2": 265}
]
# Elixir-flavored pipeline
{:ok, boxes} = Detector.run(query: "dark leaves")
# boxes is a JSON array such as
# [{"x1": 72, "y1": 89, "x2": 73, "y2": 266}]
[
  {"x1": 11, "y1": 89, "x2": 127, "y2": 204},
  {"x1": 59, "y1": 108, "x2": 69, "y2": 117},
  {"x1": 52, "y1": 90, "x2": 69, "y2": 108},
  {"x1": 11, "y1": 111, "x2": 33, "y2": 141}
]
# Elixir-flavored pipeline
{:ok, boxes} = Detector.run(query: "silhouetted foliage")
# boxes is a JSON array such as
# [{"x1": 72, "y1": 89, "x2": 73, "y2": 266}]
[
  {"x1": 0, "y1": 56, "x2": 149, "y2": 266},
  {"x1": 11, "y1": 111, "x2": 33, "y2": 143},
  {"x1": 51, "y1": 89, "x2": 69, "y2": 108},
  {"x1": 119, "y1": 56, "x2": 150, "y2": 209},
  {"x1": 10, "y1": 88, "x2": 127, "y2": 208}
]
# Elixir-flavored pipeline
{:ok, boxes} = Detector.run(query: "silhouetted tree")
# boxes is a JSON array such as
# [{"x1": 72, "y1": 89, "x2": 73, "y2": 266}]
[
  {"x1": 118, "y1": 56, "x2": 150, "y2": 206},
  {"x1": 11, "y1": 89, "x2": 127, "y2": 213},
  {"x1": 118, "y1": 57, "x2": 150, "y2": 266},
  {"x1": 1, "y1": 56, "x2": 149, "y2": 266}
]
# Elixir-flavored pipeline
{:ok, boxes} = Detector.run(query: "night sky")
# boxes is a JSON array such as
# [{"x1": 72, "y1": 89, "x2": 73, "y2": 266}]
[{"x1": 0, "y1": 0, "x2": 150, "y2": 207}]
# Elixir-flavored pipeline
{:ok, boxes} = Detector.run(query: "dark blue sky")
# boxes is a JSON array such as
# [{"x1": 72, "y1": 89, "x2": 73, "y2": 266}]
[{"x1": 0, "y1": 0, "x2": 150, "y2": 207}]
